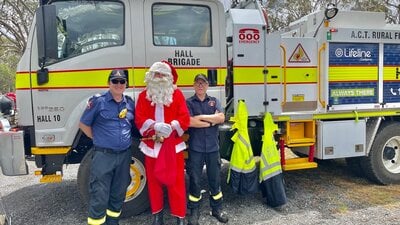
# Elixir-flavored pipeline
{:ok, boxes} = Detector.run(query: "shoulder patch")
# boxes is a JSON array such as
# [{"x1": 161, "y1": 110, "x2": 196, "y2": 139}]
[
  {"x1": 86, "y1": 100, "x2": 93, "y2": 109},
  {"x1": 86, "y1": 93, "x2": 101, "y2": 109},
  {"x1": 208, "y1": 100, "x2": 216, "y2": 107}
]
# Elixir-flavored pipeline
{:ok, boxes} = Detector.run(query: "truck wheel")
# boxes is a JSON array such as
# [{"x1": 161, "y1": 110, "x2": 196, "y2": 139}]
[
  {"x1": 360, "y1": 122, "x2": 400, "y2": 184},
  {"x1": 77, "y1": 147, "x2": 149, "y2": 217}
]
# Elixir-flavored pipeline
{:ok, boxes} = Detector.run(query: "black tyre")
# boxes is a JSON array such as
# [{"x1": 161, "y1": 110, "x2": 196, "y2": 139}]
[
  {"x1": 360, "y1": 122, "x2": 400, "y2": 184},
  {"x1": 77, "y1": 146, "x2": 149, "y2": 217}
]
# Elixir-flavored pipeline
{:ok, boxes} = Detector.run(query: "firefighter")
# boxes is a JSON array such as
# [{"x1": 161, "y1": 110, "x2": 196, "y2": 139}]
[
  {"x1": 79, "y1": 69, "x2": 135, "y2": 225},
  {"x1": 186, "y1": 74, "x2": 229, "y2": 225}
]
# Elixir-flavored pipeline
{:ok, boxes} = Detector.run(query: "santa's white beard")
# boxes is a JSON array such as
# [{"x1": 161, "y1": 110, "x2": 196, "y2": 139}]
[{"x1": 145, "y1": 75, "x2": 174, "y2": 106}]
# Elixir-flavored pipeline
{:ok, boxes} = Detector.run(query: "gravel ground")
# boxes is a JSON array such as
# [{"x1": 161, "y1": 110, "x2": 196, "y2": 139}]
[{"x1": 1, "y1": 158, "x2": 400, "y2": 225}]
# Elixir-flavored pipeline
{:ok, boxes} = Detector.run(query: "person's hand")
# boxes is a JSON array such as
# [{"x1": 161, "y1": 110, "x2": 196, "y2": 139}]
[{"x1": 154, "y1": 122, "x2": 173, "y2": 137}]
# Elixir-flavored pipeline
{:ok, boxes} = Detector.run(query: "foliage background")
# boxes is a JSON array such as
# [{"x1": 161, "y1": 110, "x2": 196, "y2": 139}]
[{"x1": 0, "y1": 0, "x2": 399, "y2": 93}]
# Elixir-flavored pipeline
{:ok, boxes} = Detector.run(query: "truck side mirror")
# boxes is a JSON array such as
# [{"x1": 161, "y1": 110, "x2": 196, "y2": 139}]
[
  {"x1": 36, "y1": 5, "x2": 58, "y2": 67},
  {"x1": 37, "y1": 68, "x2": 49, "y2": 85}
]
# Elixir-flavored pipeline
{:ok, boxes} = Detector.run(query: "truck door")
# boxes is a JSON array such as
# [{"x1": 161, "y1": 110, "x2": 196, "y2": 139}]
[
  {"x1": 30, "y1": 1, "x2": 133, "y2": 147},
  {"x1": 143, "y1": 0, "x2": 226, "y2": 100}
]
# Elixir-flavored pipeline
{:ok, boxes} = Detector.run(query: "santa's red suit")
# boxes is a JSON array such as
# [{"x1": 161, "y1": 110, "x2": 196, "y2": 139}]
[{"x1": 135, "y1": 62, "x2": 190, "y2": 218}]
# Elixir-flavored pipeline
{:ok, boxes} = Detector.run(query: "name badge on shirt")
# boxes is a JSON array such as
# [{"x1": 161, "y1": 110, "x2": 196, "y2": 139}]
[{"x1": 119, "y1": 108, "x2": 127, "y2": 118}]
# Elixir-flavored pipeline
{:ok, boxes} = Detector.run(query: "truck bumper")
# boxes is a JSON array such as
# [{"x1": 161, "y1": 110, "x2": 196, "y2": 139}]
[{"x1": 0, "y1": 130, "x2": 28, "y2": 176}]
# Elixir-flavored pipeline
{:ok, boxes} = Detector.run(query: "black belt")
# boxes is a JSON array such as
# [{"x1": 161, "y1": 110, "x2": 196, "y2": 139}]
[{"x1": 94, "y1": 146, "x2": 130, "y2": 154}]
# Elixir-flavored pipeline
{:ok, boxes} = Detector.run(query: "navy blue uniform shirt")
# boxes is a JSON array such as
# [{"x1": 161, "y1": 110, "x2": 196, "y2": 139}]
[
  {"x1": 80, "y1": 91, "x2": 135, "y2": 151},
  {"x1": 186, "y1": 94, "x2": 223, "y2": 153}
]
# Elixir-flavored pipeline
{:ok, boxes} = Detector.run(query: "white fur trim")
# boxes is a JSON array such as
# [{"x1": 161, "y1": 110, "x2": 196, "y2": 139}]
[
  {"x1": 149, "y1": 62, "x2": 171, "y2": 76},
  {"x1": 171, "y1": 120, "x2": 184, "y2": 136},
  {"x1": 139, "y1": 141, "x2": 187, "y2": 158},
  {"x1": 139, "y1": 141, "x2": 162, "y2": 158},
  {"x1": 140, "y1": 119, "x2": 155, "y2": 135},
  {"x1": 175, "y1": 142, "x2": 187, "y2": 153},
  {"x1": 155, "y1": 104, "x2": 164, "y2": 122}
]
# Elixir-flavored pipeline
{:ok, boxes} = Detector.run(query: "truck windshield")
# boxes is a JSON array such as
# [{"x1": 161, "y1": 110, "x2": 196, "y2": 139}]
[
  {"x1": 52, "y1": 1, "x2": 124, "y2": 60},
  {"x1": 152, "y1": 3, "x2": 212, "y2": 47}
]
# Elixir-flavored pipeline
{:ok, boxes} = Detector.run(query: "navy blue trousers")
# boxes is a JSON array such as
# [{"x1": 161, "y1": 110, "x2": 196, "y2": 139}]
[
  {"x1": 88, "y1": 148, "x2": 131, "y2": 224},
  {"x1": 187, "y1": 151, "x2": 223, "y2": 210}
]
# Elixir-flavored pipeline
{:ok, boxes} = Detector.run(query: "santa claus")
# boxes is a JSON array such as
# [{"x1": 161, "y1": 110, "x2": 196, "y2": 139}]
[{"x1": 135, "y1": 61, "x2": 190, "y2": 225}]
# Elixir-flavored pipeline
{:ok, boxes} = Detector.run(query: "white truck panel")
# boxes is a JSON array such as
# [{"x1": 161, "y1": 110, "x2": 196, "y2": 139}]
[{"x1": 316, "y1": 120, "x2": 366, "y2": 159}]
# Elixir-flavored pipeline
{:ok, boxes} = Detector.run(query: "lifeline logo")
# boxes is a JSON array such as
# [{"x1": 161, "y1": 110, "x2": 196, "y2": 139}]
[{"x1": 334, "y1": 48, "x2": 372, "y2": 59}]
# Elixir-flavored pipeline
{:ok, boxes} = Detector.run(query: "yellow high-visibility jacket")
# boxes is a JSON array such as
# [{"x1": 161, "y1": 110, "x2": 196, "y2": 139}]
[{"x1": 228, "y1": 100, "x2": 258, "y2": 194}]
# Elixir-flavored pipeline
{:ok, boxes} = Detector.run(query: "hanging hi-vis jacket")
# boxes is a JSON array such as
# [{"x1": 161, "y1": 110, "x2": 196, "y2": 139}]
[
  {"x1": 228, "y1": 100, "x2": 258, "y2": 195},
  {"x1": 259, "y1": 112, "x2": 287, "y2": 207}
]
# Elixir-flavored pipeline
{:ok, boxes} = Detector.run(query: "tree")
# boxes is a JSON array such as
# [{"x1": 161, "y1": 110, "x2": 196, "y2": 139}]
[
  {"x1": 384, "y1": 0, "x2": 400, "y2": 24},
  {"x1": 0, "y1": 0, "x2": 38, "y2": 93},
  {"x1": 265, "y1": 0, "x2": 397, "y2": 31},
  {"x1": 0, "y1": 0, "x2": 37, "y2": 55}
]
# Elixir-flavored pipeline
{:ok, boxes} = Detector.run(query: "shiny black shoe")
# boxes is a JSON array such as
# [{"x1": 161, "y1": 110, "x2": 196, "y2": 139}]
[
  {"x1": 187, "y1": 208, "x2": 200, "y2": 225},
  {"x1": 211, "y1": 209, "x2": 229, "y2": 223},
  {"x1": 176, "y1": 217, "x2": 184, "y2": 225},
  {"x1": 152, "y1": 210, "x2": 164, "y2": 225}
]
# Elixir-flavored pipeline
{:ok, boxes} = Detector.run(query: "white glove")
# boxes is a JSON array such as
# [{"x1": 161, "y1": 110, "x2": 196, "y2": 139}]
[{"x1": 154, "y1": 122, "x2": 173, "y2": 137}]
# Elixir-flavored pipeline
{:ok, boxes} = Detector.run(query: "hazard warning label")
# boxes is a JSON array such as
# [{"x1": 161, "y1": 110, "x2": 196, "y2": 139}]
[{"x1": 288, "y1": 44, "x2": 311, "y2": 63}]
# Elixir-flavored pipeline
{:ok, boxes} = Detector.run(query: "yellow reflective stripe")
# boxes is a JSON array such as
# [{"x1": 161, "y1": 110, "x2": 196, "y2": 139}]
[
  {"x1": 233, "y1": 66, "x2": 316, "y2": 84},
  {"x1": 88, "y1": 216, "x2": 106, "y2": 225},
  {"x1": 106, "y1": 209, "x2": 121, "y2": 218},
  {"x1": 284, "y1": 67, "x2": 317, "y2": 83},
  {"x1": 313, "y1": 110, "x2": 400, "y2": 120},
  {"x1": 329, "y1": 66, "x2": 378, "y2": 81},
  {"x1": 211, "y1": 192, "x2": 223, "y2": 200},
  {"x1": 16, "y1": 68, "x2": 227, "y2": 90},
  {"x1": 169, "y1": 68, "x2": 226, "y2": 87},
  {"x1": 234, "y1": 66, "x2": 281, "y2": 84},
  {"x1": 189, "y1": 194, "x2": 202, "y2": 202},
  {"x1": 15, "y1": 72, "x2": 30, "y2": 90},
  {"x1": 383, "y1": 66, "x2": 398, "y2": 80},
  {"x1": 31, "y1": 147, "x2": 70, "y2": 155}
]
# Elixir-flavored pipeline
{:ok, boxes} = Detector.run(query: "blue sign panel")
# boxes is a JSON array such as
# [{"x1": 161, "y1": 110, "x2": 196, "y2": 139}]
[
  {"x1": 329, "y1": 82, "x2": 377, "y2": 105},
  {"x1": 329, "y1": 43, "x2": 378, "y2": 65},
  {"x1": 383, "y1": 44, "x2": 400, "y2": 103},
  {"x1": 383, "y1": 82, "x2": 400, "y2": 103},
  {"x1": 384, "y1": 44, "x2": 400, "y2": 66},
  {"x1": 329, "y1": 43, "x2": 378, "y2": 105}
]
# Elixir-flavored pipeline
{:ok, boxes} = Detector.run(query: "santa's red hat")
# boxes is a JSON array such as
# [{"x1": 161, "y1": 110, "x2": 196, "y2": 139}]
[{"x1": 161, "y1": 60, "x2": 178, "y2": 84}]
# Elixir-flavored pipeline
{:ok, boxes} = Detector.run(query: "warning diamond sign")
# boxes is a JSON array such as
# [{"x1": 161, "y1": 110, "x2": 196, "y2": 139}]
[{"x1": 288, "y1": 44, "x2": 311, "y2": 63}]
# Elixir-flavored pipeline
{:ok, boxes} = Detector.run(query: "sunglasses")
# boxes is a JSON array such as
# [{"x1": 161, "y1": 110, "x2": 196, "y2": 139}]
[
  {"x1": 111, "y1": 79, "x2": 126, "y2": 85},
  {"x1": 194, "y1": 81, "x2": 208, "y2": 87}
]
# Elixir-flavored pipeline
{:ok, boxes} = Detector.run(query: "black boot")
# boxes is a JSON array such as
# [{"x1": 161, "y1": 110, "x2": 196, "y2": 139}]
[
  {"x1": 187, "y1": 208, "x2": 199, "y2": 225},
  {"x1": 152, "y1": 210, "x2": 164, "y2": 225},
  {"x1": 211, "y1": 208, "x2": 228, "y2": 223},
  {"x1": 176, "y1": 217, "x2": 184, "y2": 225}
]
